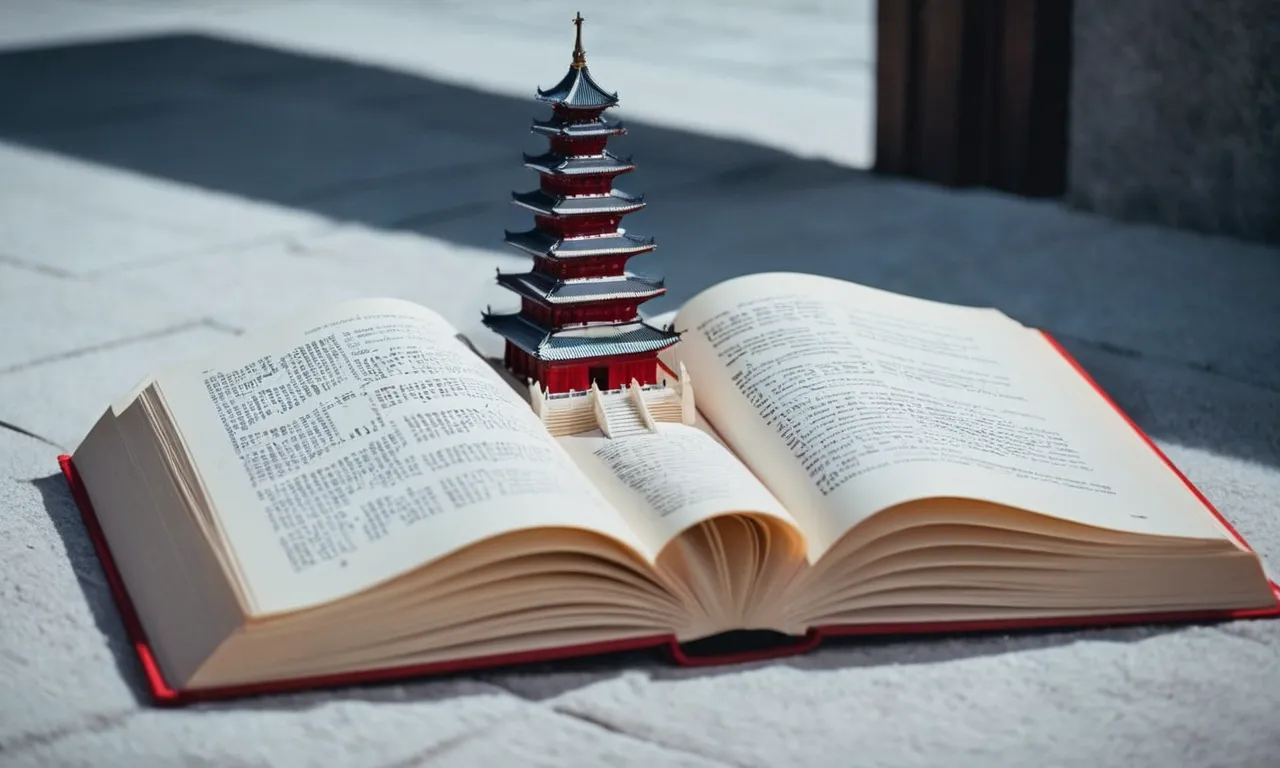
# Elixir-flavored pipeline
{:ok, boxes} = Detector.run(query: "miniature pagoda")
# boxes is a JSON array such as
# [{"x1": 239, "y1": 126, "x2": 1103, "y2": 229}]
[{"x1": 484, "y1": 13, "x2": 694, "y2": 437}]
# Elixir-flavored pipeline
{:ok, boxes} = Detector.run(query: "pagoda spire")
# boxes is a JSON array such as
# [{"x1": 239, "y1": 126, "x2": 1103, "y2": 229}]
[
  {"x1": 533, "y1": 11, "x2": 618, "y2": 110},
  {"x1": 571, "y1": 12, "x2": 587, "y2": 69}
]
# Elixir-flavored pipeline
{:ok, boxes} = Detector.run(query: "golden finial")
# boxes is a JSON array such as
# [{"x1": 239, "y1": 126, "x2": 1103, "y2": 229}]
[{"x1": 571, "y1": 12, "x2": 587, "y2": 69}]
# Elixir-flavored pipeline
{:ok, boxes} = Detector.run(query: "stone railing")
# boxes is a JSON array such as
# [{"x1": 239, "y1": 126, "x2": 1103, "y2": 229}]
[
  {"x1": 590, "y1": 381, "x2": 611, "y2": 437},
  {"x1": 670, "y1": 362, "x2": 695, "y2": 425},
  {"x1": 629, "y1": 377, "x2": 657, "y2": 432}
]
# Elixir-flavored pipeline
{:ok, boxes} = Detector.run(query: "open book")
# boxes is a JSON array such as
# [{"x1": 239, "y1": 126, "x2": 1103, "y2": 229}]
[{"x1": 65, "y1": 272, "x2": 1280, "y2": 703}]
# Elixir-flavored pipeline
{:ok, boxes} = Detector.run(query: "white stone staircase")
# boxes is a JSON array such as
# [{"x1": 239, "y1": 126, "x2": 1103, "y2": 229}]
[
  {"x1": 644, "y1": 387, "x2": 683, "y2": 422},
  {"x1": 599, "y1": 393, "x2": 654, "y2": 438},
  {"x1": 529, "y1": 363, "x2": 694, "y2": 437}
]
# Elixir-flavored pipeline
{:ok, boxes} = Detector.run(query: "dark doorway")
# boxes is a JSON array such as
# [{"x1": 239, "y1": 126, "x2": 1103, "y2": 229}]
[
  {"x1": 588, "y1": 366, "x2": 610, "y2": 391},
  {"x1": 876, "y1": 0, "x2": 1073, "y2": 197}
]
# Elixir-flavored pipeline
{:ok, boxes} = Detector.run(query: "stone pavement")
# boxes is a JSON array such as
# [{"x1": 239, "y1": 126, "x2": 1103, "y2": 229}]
[{"x1": 2, "y1": 1, "x2": 1280, "y2": 766}]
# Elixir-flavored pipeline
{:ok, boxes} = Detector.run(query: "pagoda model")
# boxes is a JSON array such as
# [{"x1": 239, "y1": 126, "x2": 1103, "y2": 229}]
[{"x1": 484, "y1": 13, "x2": 694, "y2": 437}]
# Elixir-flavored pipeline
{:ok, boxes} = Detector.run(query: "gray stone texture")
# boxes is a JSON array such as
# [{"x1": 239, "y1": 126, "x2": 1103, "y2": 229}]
[
  {"x1": 0, "y1": 264, "x2": 190, "y2": 372},
  {"x1": 1068, "y1": 0, "x2": 1280, "y2": 244},
  {"x1": 0, "y1": 325, "x2": 234, "y2": 449}
]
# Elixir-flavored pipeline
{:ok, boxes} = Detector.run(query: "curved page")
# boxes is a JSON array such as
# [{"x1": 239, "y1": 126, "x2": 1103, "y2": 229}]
[
  {"x1": 155, "y1": 298, "x2": 645, "y2": 615},
  {"x1": 673, "y1": 273, "x2": 1232, "y2": 559},
  {"x1": 559, "y1": 422, "x2": 802, "y2": 556}
]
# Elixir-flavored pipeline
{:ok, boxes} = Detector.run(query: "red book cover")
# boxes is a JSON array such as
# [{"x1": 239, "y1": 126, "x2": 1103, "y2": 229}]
[{"x1": 57, "y1": 331, "x2": 1280, "y2": 706}]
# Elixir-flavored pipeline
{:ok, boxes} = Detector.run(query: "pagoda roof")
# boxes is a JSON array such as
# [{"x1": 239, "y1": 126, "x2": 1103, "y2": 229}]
[
  {"x1": 530, "y1": 117, "x2": 626, "y2": 139},
  {"x1": 535, "y1": 65, "x2": 619, "y2": 110},
  {"x1": 523, "y1": 150, "x2": 635, "y2": 176},
  {"x1": 504, "y1": 228, "x2": 656, "y2": 259},
  {"x1": 483, "y1": 314, "x2": 680, "y2": 362},
  {"x1": 512, "y1": 189, "x2": 645, "y2": 217},
  {"x1": 496, "y1": 271, "x2": 665, "y2": 304}
]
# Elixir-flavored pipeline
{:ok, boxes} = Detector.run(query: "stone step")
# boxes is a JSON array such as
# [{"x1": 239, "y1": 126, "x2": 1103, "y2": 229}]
[{"x1": 600, "y1": 395, "x2": 653, "y2": 436}]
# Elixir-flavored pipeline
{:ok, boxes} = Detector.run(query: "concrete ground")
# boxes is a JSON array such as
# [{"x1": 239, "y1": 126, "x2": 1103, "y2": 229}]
[{"x1": 1, "y1": 1, "x2": 1279, "y2": 766}]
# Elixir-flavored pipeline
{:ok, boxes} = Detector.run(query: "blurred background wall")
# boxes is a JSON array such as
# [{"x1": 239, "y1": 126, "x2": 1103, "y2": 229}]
[{"x1": 1067, "y1": 0, "x2": 1280, "y2": 245}]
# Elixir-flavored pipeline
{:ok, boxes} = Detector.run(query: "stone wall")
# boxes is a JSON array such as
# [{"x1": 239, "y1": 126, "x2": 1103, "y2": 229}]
[{"x1": 1068, "y1": 0, "x2": 1280, "y2": 244}]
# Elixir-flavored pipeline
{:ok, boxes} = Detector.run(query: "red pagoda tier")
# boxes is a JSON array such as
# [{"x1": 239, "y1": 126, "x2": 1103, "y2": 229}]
[{"x1": 483, "y1": 12, "x2": 681, "y2": 397}]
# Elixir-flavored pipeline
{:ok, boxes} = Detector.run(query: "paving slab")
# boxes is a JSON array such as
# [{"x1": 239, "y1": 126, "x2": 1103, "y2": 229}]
[
  {"x1": 0, "y1": 0, "x2": 275, "y2": 51},
  {"x1": 193, "y1": 0, "x2": 875, "y2": 168},
  {"x1": 7, "y1": 684, "x2": 529, "y2": 768},
  {"x1": 0, "y1": 263, "x2": 193, "y2": 372},
  {"x1": 0, "y1": 325, "x2": 233, "y2": 449},
  {"x1": 1159, "y1": 441, "x2": 1280, "y2": 568},
  {"x1": 4, "y1": 102, "x2": 508, "y2": 213},
  {"x1": 0, "y1": 429, "x2": 139, "y2": 754},
  {"x1": 1059, "y1": 338, "x2": 1280, "y2": 469},
  {"x1": 0, "y1": 186, "x2": 226, "y2": 276},
  {"x1": 0, "y1": 33, "x2": 837, "y2": 250},
  {"x1": 629, "y1": 175, "x2": 1112, "y2": 313},
  {"x1": 297, "y1": 225, "x2": 530, "y2": 357},
  {"x1": 0, "y1": 143, "x2": 329, "y2": 276},
  {"x1": 428, "y1": 705, "x2": 726, "y2": 768},
  {"x1": 1001, "y1": 223, "x2": 1280, "y2": 389},
  {"x1": 95, "y1": 226, "x2": 527, "y2": 357}
]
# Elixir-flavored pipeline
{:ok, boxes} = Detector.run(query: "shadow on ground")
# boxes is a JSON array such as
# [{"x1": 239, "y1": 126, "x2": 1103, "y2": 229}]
[
  {"x1": 4, "y1": 34, "x2": 1278, "y2": 468},
  {"x1": 0, "y1": 31, "x2": 861, "y2": 254}
]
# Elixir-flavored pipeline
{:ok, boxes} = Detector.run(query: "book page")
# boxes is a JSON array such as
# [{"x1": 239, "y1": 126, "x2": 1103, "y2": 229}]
[
  {"x1": 674, "y1": 273, "x2": 1229, "y2": 558},
  {"x1": 558, "y1": 422, "x2": 802, "y2": 556},
  {"x1": 154, "y1": 299, "x2": 646, "y2": 616}
]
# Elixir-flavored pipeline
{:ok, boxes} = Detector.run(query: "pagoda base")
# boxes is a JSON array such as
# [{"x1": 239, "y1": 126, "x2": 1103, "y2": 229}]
[{"x1": 528, "y1": 361, "x2": 695, "y2": 438}]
